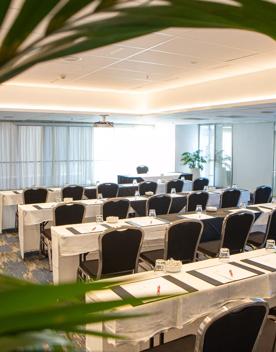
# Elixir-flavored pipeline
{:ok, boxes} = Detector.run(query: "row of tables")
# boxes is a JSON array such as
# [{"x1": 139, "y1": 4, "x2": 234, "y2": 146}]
[{"x1": 86, "y1": 247, "x2": 276, "y2": 351}]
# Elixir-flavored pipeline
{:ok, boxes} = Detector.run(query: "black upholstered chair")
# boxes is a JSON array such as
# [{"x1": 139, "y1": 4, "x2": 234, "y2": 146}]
[
  {"x1": 178, "y1": 173, "x2": 193, "y2": 181},
  {"x1": 169, "y1": 196, "x2": 187, "y2": 214},
  {"x1": 102, "y1": 198, "x2": 130, "y2": 221},
  {"x1": 166, "y1": 179, "x2": 184, "y2": 193},
  {"x1": 198, "y1": 210, "x2": 255, "y2": 257},
  {"x1": 247, "y1": 208, "x2": 276, "y2": 249},
  {"x1": 141, "y1": 219, "x2": 203, "y2": 267},
  {"x1": 62, "y1": 185, "x2": 84, "y2": 200},
  {"x1": 137, "y1": 165, "x2": 149, "y2": 174},
  {"x1": 23, "y1": 187, "x2": 48, "y2": 204},
  {"x1": 139, "y1": 181, "x2": 157, "y2": 196},
  {"x1": 187, "y1": 191, "x2": 209, "y2": 212},
  {"x1": 192, "y1": 177, "x2": 209, "y2": 191},
  {"x1": 41, "y1": 203, "x2": 85, "y2": 270},
  {"x1": 146, "y1": 194, "x2": 171, "y2": 215},
  {"x1": 143, "y1": 298, "x2": 268, "y2": 352},
  {"x1": 78, "y1": 227, "x2": 143, "y2": 280},
  {"x1": 97, "y1": 183, "x2": 118, "y2": 198},
  {"x1": 220, "y1": 188, "x2": 241, "y2": 208},
  {"x1": 253, "y1": 185, "x2": 272, "y2": 204}
]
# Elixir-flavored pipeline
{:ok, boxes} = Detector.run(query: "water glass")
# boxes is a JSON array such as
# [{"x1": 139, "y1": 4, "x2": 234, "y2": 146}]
[
  {"x1": 239, "y1": 202, "x2": 246, "y2": 209},
  {"x1": 133, "y1": 179, "x2": 138, "y2": 185},
  {"x1": 97, "y1": 193, "x2": 103, "y2": 200},
  {"x1": 196, "y1": 205, "x2": 202, "y2": 218},
  {"x1": 96, "y1": 215, "x2": 103, "y2": 223},
  {"x1": 171, "y1": 188, "x2": 176, "y2": 194},
  {"x1": 149, "y1": 209, "x2": 156, "y2": 218},
  {"x1": 203, "y1": 185, "x2": 208, "y2": 191},
  {"x1": 134, "y1": 190, "x2": 140, "y2": 198},
  {"x1": 266, "y1": 239, "x2": 275, "y2": 251},
  {"x1": 219, "y1": 248, "x2": 230, "y2": 262},
  {"x1": 232, "y1": 184, "x2": 238, "y2": 189},
  {"x1": 154, "y1": 259, "x2": 166, "y2": 272}
]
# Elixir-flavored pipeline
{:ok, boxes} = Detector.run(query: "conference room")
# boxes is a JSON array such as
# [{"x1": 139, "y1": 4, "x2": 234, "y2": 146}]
[{"x1": 1, "y1": 1, "x2": 276, "y2": 351}]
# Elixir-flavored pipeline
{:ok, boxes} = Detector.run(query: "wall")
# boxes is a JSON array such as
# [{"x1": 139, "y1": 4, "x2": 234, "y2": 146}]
[
  {"x1": 175, "y1": 125, "x2": 198, "y2": 172},
  {"x1": 232, "y1": 123, "x2": 274, "y2": 191}
]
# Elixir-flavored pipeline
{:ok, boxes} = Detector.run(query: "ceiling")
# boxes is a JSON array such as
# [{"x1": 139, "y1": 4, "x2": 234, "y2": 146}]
[{"x1": 0, "y1": 0, "x2": 276, "y2": 116}]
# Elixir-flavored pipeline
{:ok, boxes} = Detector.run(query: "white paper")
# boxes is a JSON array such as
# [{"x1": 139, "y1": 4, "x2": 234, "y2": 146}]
[
  {"x1": 121, "y1": 276, "x2": 186, "y2": 299},
  {"x1": 247, "y1": 253, "x2": 276, "y2": 270},
  {"x1": 195, "y1": 263, "x2": 256, "y2": 283},
  {"x1": 229, "y1": 208, "x2": 259, "y2": 214},
  {"x1": 68, "y1": 223, "x2": 107, "y2": 234},
  {"x1": 127, "y1": 217, "x2": 167, "y2": 227},
  {"x1": 180, "y1": 213, "x2": 214, "y2": 220}
]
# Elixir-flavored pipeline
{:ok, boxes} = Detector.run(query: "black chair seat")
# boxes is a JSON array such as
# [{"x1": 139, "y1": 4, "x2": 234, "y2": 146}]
[
  {"x1": 198, "y1": 240, "x2": 221, "y2": 257},
  {"x1": 43, "y1": 228, "x2": 52, "y2": 240},
  {"x1": 141, "y1": 249, "x2": 164, "y2": 266},
  {"x1": 144, "y1": 335, "x2": 195, "y2": 352},
  {"x1": 247, "y1": 231, "x2": 266, "y2": 247},
  {"x1": 79, "y1": 259, "x2": 98, "y2": 279}
]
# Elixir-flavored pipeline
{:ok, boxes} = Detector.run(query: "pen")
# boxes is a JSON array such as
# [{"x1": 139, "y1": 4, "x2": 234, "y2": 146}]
[
  {"x1": 229, "y1": 269, "x2": 233, "y2": 278},
  {"x1": 157, "y1": 285, "x2": 160, "y2": 296}
]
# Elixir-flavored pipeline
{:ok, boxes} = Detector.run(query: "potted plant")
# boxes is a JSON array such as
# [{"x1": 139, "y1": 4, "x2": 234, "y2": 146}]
[{"x1": 181, "y1": 150, "x2": 207, "y2": 180}]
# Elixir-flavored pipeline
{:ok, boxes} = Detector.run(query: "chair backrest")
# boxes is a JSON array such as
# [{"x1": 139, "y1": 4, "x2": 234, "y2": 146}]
[
  {"x1": 166, "y1": 179, "x2": 184, "y2": 193},
  {"x1": 23, "y1": 188, "x2": 48, "y2": 204},
  {"x1": 195, "y1": 298, "x2": 268, "y2": 352},
  {"x1": 136, "y1": 165, "x2": 149, "y2": 174},
  {"x1": 138, "y1": 181, "x2": 157, "y2": 195},
  {"x1": 102, "y1": 198, "x2": 130, "y2": 221},
  {"x1": 54, "y1": 203, "x2": 85, "y2": 226},
  {"x1": 97, "y1": 183, "x2": 118, "y2": 198},
  {"x1": 62, "y1": 185, "x2": 84, "y2": 201},
  {"x1": 146, "y1": 194, "x2": 172, "y2": 215},
  {"x1": 220, "y1": 188, "x2": 241, "y2": 208},
  {"x1": 169, "y1": 196, "x2": 187, "y2": 214},
  {"x1": 254, "y1": 185, "x2": 272, "y2": 204},
  {"x1": 178, "y1": 173, "x2": 192, "y2": 181},
  {"x1": 187, "y1": 191, "x2": 209, "y2": 211},
  {"x1": 98, "y1": 227, "x2": 143, "y2": 279},
  {"x1": 193, "y1": 177, "x2": 209, "y2": 191},
  {"x1": 165, "y1": 219, "x2": 203, "y2": 263},
  {"x1": 221, "y1": 210, "x2": 254, "y2": 254},
  {"x1": 266, "y1": 208, "x2": 276, "y2": 242}
]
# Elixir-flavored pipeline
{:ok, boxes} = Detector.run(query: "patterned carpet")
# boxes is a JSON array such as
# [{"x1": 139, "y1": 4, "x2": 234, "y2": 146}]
[{"x1": 0, "y1": 231, "x2": 52, "y2": 283}]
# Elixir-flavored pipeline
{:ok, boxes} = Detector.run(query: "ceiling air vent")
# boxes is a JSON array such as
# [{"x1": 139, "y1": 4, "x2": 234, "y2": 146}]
[{"x1": 93, "y1": 115, "x2": 114, "y2": 128}]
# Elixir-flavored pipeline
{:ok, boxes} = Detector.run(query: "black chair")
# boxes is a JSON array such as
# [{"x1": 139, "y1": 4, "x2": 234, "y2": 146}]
[
  {"x1": 62, "y1": 185, "x2": 84, "y2": 200},
  {"x1": 143, "y1": 298, "x2": 268, "y2": 352},
  {"x1": 178, "y1": 173, "x2": 193, "y2": 181},
  {"x1": 41, "y1": 203, "x2": 85, "y2": 270},
  {"x1": 198, "y1": 210, "x2": 255, "y2": 257},
  {"x1": 192, "y1": 177, "x2": 209, "y2": 191},
  {"x1": 78, "y1": 227, "x2": 143, "y2": 280},
  {"x1": 166, "y1": 179, "x2": 184, "y2": 193},
  {"x1": 253, "y1": 185, "x2": 272, "y2": 204},
  {"x1": 169, "y1": 196, "x2": 187, "y2": 214},
  {"x1": 97, "y1": 183, "x2": 118, "y2": 198},
  {"x1": 141, "y1": 219, "x2": 203, "y2": 267},
  {"x1": 220, "y1": 188, "x2": 241, "y2": 208},
  {"x1": 102, "y1": 198, "x2": 130, "y2": 221},
  {"x1": 23, "y1": 187, "x2": 48, "y2": 204},
  {"x1": 146, "y1": 194, "x2": 171, "y2": 215},
  {"x1": 247, "y1": 208, "x2": 276, "y2": 249},
  {"x1": 15, "y1": 187, "x2": 49, "y2": 229},
  {"x1": 139, "y1": 181, "x2": 157, "y2": 196},
  {"x1": 187, "y1": 191, "x2": 209, "y2": 211},
  {"x1": 137, "y1": 165, "x2": 149, "y2": 174}
]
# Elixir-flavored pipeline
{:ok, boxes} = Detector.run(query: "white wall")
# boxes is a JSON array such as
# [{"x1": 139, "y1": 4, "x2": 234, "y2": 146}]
[
  {"x1": 175, "y1": 125, "x2": 198, "y2": 172},
  {"x1": 232, "y1": 123, "x2": 274, "y2": 191}
]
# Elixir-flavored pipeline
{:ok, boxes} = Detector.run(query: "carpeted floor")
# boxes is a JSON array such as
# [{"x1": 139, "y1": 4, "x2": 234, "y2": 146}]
[{"x1": 0, "y1": 231, "x2": 52, "y2": 283}]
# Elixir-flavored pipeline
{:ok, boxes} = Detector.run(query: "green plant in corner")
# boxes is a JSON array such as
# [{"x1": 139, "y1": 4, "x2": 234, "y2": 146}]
[{"x1": 181, "y1": 150, "x2": 207, "y2": 171}]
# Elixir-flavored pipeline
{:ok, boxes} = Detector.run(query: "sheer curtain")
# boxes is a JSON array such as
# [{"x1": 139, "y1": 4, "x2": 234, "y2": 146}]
[{"x1": 0, "y1": 122, "x2": 93, "y2": 190}]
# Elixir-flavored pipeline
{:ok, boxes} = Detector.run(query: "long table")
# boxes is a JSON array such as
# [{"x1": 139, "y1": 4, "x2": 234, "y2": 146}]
[
  {"x1": 51, "y1": 204, "x2": 271, "y2": 285},
  {"x1": 86, "y1": 248, "x2": 276, "y2": 352}
]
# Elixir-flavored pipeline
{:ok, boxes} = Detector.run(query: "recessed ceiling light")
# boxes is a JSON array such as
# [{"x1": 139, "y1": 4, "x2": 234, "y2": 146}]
[{"x1": 63, "y1": 56, "x2": 82, "y2": 62}]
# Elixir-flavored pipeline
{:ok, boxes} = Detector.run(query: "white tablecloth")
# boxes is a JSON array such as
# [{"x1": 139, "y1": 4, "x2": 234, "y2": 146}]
[{"x1": 86, "y1": 249, "x2": 276, "y2": 352}]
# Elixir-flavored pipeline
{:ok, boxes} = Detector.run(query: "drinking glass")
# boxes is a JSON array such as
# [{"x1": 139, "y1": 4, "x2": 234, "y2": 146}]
[
  {"x1": 154, "y1": 259, "x2": 166, "y2": 272},
  {"x1": 239, "y1": 202, "x2": 246, "y2": 209},
  {"x1": 134, "y1": 190, "x2": 140, "y2": 198},
  {"x1": 232, "y1": 184, "x2": 238, "y2": 189},
  {"x1": 149, "y1": 209, "x2": 156, "y2": 218},
  {"x1": 219, "y1": 248, "x2": 230, "y2": 262},
  {"x1": 97, "y1": 193, "x2": 103, "y2": 200},
  {"x1": 196, "y1": 205, "x2": 202, "y2": 218},
  {"x1": 171, "y1": 188, "x2": 176, "y2": 194},
  {"x1": 96, "y1": 215, "x2": 103, "y2": 223},
  {"x1": 266, "y1": 239, "x2": 275, "y2": 251},
  {"x1": 203, "y1": 185, "x2": 208, "y2": 191},
  {"x1": 133, "y1": 179, "x2": 138, "y2": 185}
]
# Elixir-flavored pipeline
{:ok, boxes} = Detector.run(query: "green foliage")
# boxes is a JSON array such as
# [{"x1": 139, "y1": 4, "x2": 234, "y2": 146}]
[
  {"x1": 0, "y1": 0, "x2": 275, "y2": 84},
  {"x1": 181, "y1": 149, "x2": 207, "y2": 170}
]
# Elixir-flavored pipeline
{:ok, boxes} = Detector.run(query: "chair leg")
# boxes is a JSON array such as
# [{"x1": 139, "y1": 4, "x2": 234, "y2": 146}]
[{"x1": 46, "y1": 239, "x2": 52, "y2": 271}]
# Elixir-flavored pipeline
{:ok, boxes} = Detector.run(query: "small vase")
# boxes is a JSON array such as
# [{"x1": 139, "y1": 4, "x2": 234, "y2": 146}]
[{"x1": 192, "y1": 168, "x2": 200, "y2": 181}]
